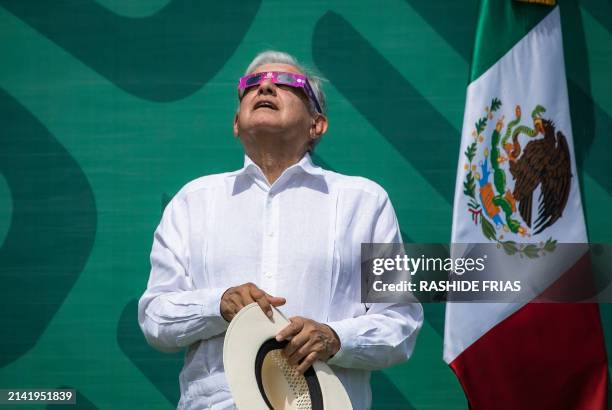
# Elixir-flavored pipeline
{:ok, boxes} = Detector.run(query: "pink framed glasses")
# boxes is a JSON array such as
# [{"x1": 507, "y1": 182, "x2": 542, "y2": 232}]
[{"x1": 238, "y1": 71, "x2": 323, "y2": 114}]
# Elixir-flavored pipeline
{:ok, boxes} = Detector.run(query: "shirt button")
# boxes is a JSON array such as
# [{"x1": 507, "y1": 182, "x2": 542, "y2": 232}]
[
  {"x1": 267, "y1": 231, "x2": 274, "y2": 237},
  {"x1": 264, "y1": 272, "x2": 272, "y2": 278}
]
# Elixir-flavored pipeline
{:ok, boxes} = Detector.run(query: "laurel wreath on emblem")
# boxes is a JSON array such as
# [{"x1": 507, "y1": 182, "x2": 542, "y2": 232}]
[{"x1": 462, "y1": 98, "x2": 573, "y2": 257}]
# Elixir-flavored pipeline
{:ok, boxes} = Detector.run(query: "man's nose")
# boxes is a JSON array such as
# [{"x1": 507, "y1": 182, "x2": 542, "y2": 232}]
[{"x1": 257, "y1": 79, "x2": 277, "y2": 96}]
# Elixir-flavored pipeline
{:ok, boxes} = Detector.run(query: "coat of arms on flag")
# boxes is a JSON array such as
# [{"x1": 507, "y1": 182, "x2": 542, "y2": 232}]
[{"x1": 461, "y1": 99, "x2": 568, "y2": 256}]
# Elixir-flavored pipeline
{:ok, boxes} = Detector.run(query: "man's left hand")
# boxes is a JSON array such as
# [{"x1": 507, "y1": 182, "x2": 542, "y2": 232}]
[{"x1": 275, "y1": 316, "x2": 340, "y2": 374}]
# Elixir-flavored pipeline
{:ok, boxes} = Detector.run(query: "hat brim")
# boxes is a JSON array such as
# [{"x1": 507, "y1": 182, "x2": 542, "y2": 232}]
[{"x1": 223, "y1": 303, "x2": 353, "y2": 409}]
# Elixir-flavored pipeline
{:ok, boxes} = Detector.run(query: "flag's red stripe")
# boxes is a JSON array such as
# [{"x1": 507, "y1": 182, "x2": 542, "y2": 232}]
[{"x1": 449, "y1": 255, "x2": 608, "y2": 409}]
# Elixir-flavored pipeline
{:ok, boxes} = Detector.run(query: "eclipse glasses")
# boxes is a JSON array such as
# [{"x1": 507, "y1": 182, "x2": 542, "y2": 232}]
[{"x1": 238, "y1": 71, "x2": 323, "y2": 114}]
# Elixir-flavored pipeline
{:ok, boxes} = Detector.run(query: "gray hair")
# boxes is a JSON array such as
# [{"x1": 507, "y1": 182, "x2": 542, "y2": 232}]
[{"x1": 242, "y1": 50, "x2": 327, "y2": 115}]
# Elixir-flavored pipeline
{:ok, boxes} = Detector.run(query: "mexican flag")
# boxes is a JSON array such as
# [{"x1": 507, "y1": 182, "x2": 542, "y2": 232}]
[{"x1": 445, "y1": 1, "x2": 608, "y2": 408}]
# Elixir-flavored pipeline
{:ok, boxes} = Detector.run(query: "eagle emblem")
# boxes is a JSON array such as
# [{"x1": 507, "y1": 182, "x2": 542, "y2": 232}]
[{"x1": 462, "y1": 99, "x2": 566, "y2": 257}]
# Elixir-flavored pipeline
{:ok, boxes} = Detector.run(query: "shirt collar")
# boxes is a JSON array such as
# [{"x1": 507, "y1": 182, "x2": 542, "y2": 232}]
[{"x1": 227, "y1": 153, "x2": 325, "y2": 179}]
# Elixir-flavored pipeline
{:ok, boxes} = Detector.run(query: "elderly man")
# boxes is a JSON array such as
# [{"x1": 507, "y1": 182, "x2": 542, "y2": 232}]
[{"x1": 138, "y1": 50, "x2": 423, "y2": 410}]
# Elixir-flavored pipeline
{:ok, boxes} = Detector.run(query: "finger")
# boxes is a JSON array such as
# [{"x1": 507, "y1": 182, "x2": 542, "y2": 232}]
[
  {"x1": 249, "y1": 285, "x2": 266, "y2": 301},
  {"x1": 296, "y1": 352, "x2": 318, "y2": 375},
  {"x1": 283, "y1": 329, "x2": 311, "y2": 363},
  {"x1": 238, "y1": 286, "x2": 256, "y2": 306},
  {"x1": 287, "y1": 337, "x2": 314, "y2": 366},
  {"x1": 252, "y1": 288, "x2": 273, "y2": 318},
  {"x1": 276, "y1": 318, "x2": 304, "y2": 341},
  {"x1": 266, "y1": 295, "x2": 286, "y2": 307}
]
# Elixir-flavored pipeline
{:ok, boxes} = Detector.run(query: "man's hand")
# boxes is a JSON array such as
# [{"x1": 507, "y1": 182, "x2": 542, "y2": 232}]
[
  {"x1": 220, "y1": 282, "x2": 286, "y2": 322},
  {"x1": 275, "y1": 316, "x2": 341, "y2": 374}
]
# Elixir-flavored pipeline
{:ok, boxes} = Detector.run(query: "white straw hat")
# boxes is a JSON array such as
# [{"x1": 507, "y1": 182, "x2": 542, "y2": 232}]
[{"x1": 223, "y1": 303, "x2": 354, "y2": 409}]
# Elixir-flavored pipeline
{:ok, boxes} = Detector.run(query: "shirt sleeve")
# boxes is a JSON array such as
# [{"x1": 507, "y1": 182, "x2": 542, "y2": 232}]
[
  {"x1": 326, "y1": 192, "x2": 424, "y2": 370},
  {"x1": 138, "y1": 195, "x2": 229, "y2": 353}
]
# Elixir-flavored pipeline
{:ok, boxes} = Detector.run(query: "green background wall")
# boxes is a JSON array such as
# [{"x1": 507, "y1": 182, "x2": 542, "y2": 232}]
[{"x1": 0, "y1": 1, "x2": 610, "y2": 408}]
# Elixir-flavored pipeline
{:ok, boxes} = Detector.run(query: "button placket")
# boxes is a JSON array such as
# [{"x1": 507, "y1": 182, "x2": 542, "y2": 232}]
[
  {"x1": 261, "y1": 192, "x2": 279, "y2": 294},
  {"x1": 266, "y1": 195, "x2": 275, "y2": 237}
]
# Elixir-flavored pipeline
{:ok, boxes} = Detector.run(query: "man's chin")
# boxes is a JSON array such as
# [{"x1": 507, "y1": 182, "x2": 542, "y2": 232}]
[{"x1": 246, "y1": 120, "x2": 287, "y2": 135}]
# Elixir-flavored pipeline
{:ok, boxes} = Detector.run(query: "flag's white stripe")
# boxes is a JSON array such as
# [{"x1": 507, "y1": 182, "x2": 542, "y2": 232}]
[{"x1": 445, "y1": 7, "x2": 586, "y2": 364}]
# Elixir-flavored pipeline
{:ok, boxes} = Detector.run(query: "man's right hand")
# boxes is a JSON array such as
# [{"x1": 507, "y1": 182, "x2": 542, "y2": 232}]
[{"x1": 220, "y1": 282, "x2": 286, "y2": 322}]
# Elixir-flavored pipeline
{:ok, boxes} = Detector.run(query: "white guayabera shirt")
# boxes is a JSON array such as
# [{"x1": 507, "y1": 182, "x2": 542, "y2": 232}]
[{"x1": 138, "y1": 154, "x2": 423, "y2": 410}]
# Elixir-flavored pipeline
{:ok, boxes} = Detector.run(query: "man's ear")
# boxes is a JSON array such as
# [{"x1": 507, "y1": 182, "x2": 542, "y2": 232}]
[
  {"x1": 308, "y1": 115, "x2": 328, "y2": 150},
  {"x1": 233, "y1": 112, "x2": 239, "y2": 137},
  {"x1": 310, "y1": 114, "x2": 328, "y2": 139}
]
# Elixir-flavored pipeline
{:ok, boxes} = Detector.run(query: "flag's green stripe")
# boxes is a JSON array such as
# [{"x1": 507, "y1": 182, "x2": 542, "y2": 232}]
[{"x1": 470, "y1": 0, "x2": 554, "y2": 82}]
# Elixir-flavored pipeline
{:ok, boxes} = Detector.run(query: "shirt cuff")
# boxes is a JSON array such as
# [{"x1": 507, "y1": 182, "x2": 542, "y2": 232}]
[
  {"x1": 166, "y1": 287, "x2": 227, "y2": 320},
  {"x1": 204, "y1": 287, "x2": 227, "y2": 321},
  {"x1": 324, "y1": 318, "x2": 360, "y2": 367}
]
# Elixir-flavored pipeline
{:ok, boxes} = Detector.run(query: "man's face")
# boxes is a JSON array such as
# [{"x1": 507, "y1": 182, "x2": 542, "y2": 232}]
[{"x1": 233, "y1": 63, "x2": 320, "y2": 146}]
